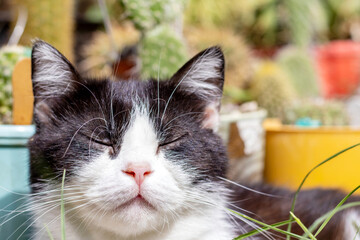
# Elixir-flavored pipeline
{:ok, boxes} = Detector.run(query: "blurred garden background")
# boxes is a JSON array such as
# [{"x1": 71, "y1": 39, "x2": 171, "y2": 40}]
[
  {"x1": 2, "y1": 1, "x2": 360, "y2": 239},
  {"x1": 1, "y1": 0, "x2": 360, "y2": 190}
]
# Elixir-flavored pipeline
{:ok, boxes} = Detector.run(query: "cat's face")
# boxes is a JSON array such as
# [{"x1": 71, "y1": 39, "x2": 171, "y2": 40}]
[{"x1": 29, "y1": 41, "x2": 228, "y2": 236}]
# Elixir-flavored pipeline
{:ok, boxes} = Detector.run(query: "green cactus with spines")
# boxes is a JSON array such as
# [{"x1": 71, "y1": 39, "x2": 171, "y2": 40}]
[
  {"x1": 283, "y1": 100, "x2": 349, "y2": 126},
  {"x1": 139, "y1": 26, "x2": 187, "y2": 79},
  {"x1": 14, "y1": 0, "x2": 75, "y2": 61},
  {"x1": 251, "y1": 61, "x2": 296, "y2": 118},
  {"x1": 276, "y1": 47, "x2": 319, "y2": 98},
  {"x1": 118, "y1": 0, "x2": 188, "y2": 80},
  {"x1": 119, "y1": 0, "x2": 184, "y2": 31}
]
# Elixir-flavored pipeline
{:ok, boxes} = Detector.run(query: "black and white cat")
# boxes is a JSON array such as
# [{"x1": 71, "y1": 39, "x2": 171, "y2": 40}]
[{"x1": 29, "y1": 40, "x2": 360, "y2": 240}]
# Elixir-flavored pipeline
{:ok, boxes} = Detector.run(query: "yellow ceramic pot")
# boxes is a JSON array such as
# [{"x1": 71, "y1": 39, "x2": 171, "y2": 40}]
[{"x1": 264, "y1": 124, "x2": 360, "y2": 193}]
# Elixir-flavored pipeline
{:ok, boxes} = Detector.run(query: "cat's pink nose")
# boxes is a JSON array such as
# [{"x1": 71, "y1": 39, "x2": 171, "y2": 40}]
[{"x1": 122, "y1": 163, "x2": 153, "y2": 186}]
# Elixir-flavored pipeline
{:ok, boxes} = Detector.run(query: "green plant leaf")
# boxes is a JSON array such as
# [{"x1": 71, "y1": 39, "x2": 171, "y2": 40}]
[
  {"x1": 286, "y1": 143, "x2": 360, "y2": 240},
  {"x1": 290, "y1": 212, "x2": 316, "y2": 240},
  {"x1": 228, "y1": 209, "x2": 310, "y2": 240},
  {"x1": 234, "y1": 219, "x2": 295, "y2": 239},
  {"x1": 306, "y1": 201, "x2": 360, "y2": 235},
  {"x1": 314, "y1": 185, "x2": 360, "y2": 237},
  {"x1": 45, "y1": 224, "x2": 55, "y2": 240}
]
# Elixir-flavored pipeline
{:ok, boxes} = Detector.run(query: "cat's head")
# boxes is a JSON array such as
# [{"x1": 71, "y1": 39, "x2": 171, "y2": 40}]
[{"x1": 29, "y1": 40, "x2": 228, "y2": 236}]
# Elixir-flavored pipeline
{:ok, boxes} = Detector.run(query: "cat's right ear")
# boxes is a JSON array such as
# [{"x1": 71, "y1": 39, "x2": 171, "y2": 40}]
[
  {"x1": 31, "y1": 40, "x2": 79, "y2": 123},
  {"x1": 169, "y1": 46, "x2": 225, "y2": 131}
]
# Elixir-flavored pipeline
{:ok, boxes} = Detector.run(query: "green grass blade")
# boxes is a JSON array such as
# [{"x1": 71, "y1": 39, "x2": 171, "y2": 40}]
[
  {"x1": 45, "y1": 224, "x2": 55, "y2": 240},
  {"x1": 290, "y1": 212, "x2": 316, "y2": 240},
  {"x1": 306, "y1": 201, "x2": 360, "y2": 235},
  {"x1": 234, "y1": 219, "x2": 295, "y2": 239},
  {"x1": 61, "y1": 169, "x2": 66, "y2": 240},
  {"x1": 314, "y1": 185, "x2": 360, "y2": 237},
  {"x1": 352, "y1": 221, "x2": 360, "y2": 240},
  {"x1": 228, "y1": 209, "x2": 311, "y2": 240},
  {"x1": 286, "y1": 143, "x2": 360, "y2": 240}
]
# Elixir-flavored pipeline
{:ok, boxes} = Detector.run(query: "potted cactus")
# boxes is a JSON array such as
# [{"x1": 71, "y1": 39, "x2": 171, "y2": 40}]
[
  {"x1": 80, "y1": 0, "x2": 188, "y2": 80},
  {"x1": 240, "y1": 47, "x2": 360, "y2": 193}
]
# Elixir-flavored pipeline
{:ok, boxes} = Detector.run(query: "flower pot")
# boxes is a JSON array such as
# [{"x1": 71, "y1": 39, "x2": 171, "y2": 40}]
[
  {"x1": 315, "y1": 40, "x2": 360, "y2": 98},
  {"x1": 0, "y1": 125, "x2": 35, "y2": 239},
  {"x1": 264, "y1": 124, "x2": 360, "y2": 193},
  {"x1": 219, "y1": 109, "x2": 267, "y2": 182}
]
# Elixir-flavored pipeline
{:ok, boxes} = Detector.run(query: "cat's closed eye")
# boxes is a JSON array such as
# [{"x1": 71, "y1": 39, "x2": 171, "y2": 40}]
[
  {"x1": 90, "y1": 137, "x2": 112, "y2": 147},
  {"x1": 158, "y1": 133, "x2": 188, "y2": 152},
  {"x1": 81, "y1": 132, "x2": 113, "y2": 148}
]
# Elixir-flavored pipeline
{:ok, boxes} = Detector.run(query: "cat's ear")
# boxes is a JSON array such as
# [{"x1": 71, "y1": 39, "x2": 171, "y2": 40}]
[
  {"x1": 31, "y1": 40, "x2": 79, "y2": 123},
  {"x1": 170, "y1": 46, "x2": 225, "y2": 130}
]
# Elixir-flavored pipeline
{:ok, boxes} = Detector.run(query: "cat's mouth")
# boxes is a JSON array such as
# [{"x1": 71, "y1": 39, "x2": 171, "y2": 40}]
[{"x1": 112, "y1": 194, "x2": 155, "y2": 212}]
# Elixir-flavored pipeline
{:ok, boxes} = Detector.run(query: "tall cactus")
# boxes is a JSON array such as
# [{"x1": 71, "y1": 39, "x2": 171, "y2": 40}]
[
  {"x1": 119, "y1": 0, "x2": 188, "y2": 80},
  {"x1": 139, "y1": 25, "x2": 187, "y2": 79},
  {"x1": 251, "y1": 61, "x2": 296, "y2": 118},
  {"x1": 13, "y1": 0, "x2": 75, "y2": 61}
]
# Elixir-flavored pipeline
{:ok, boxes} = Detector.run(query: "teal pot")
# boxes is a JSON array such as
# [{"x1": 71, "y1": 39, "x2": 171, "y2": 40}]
[{"x1": 0, "y1": 125, "x2": 35, "y2": 239}]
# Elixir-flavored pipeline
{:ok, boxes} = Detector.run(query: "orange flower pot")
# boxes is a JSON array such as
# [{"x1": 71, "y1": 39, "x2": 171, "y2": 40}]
[{"x1": 315, "y1": 40, "x2": 360, "y2": 98}]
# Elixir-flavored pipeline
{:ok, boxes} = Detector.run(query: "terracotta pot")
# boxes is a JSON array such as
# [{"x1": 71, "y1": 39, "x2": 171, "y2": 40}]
[{"x1": 315, "y1": 40, "x2": 360, "y2": 98}]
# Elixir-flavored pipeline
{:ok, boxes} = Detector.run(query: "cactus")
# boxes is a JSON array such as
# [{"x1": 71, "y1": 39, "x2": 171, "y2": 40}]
[
  {"x1": 81, "y1": 0, "x2": 188, "y2": 79},
  {"x1": 283, "y1": 100, "x2": 349, "y2": 126},
  {"x1": 251, "y1": 61, "x2": 296, "y2": 118},
  {"x1": 276, "y1": 46, "x2": 320, "y2": 98},
  {"x1": 119, "y1": 0, "x2": 184, "y2": 31},
  {"x1": 13, "y1": 0, "x2": 75, "y2": 61},
  {"x1": 0, "y1": 46, "x2": 31, "y2": 124},
  {"x1": 139, "y1": 25, "x2": 187, "y2": 79},
  {"x1": 117, "y1": 0, "x2": 188, "y2": 79},
  {"x1": 79, "y1": 23, "x2": 140, "y2": 77}
]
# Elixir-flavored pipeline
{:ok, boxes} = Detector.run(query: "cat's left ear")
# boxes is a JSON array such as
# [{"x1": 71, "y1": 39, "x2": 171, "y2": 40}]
[
  {"x1": 31, "y1": 40, "x2": 80, "y2": 123},
  {"x1": 170, "y1": 46, "x2": 224, "y2": 130},
  {"x1": 31, "y1": 40, "x2": 80, "y2": 102}
]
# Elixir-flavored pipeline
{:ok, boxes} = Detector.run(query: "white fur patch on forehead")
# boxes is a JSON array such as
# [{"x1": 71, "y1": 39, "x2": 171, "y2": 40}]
[
  {"x1": 32, "y1": 40, "x2": 77, "y2": 98},
  {"x1": 120, "y1": 105, "x2": 158, "y2": 160},
  {"x1": 178, "y1": 47, "x2": 223, "y2": 101}
]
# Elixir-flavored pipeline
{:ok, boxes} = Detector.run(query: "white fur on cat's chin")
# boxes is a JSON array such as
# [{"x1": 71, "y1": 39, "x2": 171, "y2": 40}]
[
  {"x1": 179, "y1": 47, "x2": 223, "y2": 102},
  {"x1": 32, "y1": 41, "x2": 75, "y2": 98},
  {"x1": 31, "y1": 104, "x2": 234, "y2": 239}
]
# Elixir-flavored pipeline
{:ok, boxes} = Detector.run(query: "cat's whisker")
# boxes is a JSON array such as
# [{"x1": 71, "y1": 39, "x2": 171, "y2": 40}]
[
  {"x1": 5, "y1": 202, "x2": 61, "y2": 240},
  {"x1": 162, "y1": 111, "x2": 203, "y2": 130},
  {"x1": 0, "y1": 192, "x2": 82, "y2": 217},
  {"x1": 110, "y1": 82, "x2": 115, "y2": 131},
  {"x1": 227, "y1": 212, "x2": 276, "y2": 240},
  {"x1": 31, "y1": 199, "x2": 93, "y2": 239},
  {"x1": 218, "y1": 177, "x2": 284, "y2": 198},
  {"x1": 113, "y1": 109, "x2": 130, "y2": 119},
  {"x1": 0, "y1": 194, "x2": 84, "y2": 229},
  {"x1": 88, "y1": 126, "x2": 107, "y2": 157},
  {"x1": 156, "y1": 47, "x2": 164, "y2": 120},
  {"x1": 62, "y1": 117, "x2": 107, "y2": 158}
]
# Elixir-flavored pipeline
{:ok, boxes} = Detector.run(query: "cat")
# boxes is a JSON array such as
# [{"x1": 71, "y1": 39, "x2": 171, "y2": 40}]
[{"x1": 28, "y1": 40, "x2": 360, "y2": 240}]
